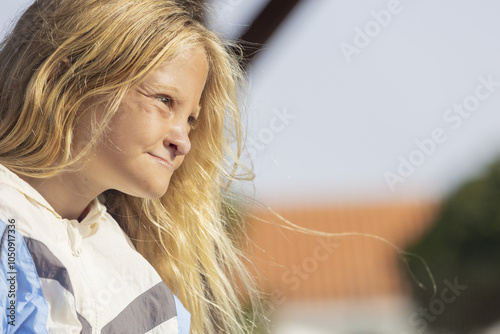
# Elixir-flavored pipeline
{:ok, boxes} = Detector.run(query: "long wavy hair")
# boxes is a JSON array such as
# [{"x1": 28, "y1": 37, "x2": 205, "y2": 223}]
[{"x1": 0, "y1": 0, "x2": 260, "y2": 332}]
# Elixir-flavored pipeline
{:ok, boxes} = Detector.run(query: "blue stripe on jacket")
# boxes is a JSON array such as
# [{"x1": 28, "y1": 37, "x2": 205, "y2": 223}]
[
  {"x1": 0, "y1": 218, "x2": 49, "y2": 334},
  {"x1": 173, "y1": 294, "x2": 191, "y2": 334}
]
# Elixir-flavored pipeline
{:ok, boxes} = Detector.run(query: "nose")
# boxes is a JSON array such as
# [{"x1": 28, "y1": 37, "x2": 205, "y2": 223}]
[{"x1": 165, "y1": 125, "x2": 191, "y2": 157}]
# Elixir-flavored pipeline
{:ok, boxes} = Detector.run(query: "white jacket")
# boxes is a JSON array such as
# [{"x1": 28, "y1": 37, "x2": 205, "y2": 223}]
[{"x1": 0, "y1": 164, "x2": 190, "y2": 333}]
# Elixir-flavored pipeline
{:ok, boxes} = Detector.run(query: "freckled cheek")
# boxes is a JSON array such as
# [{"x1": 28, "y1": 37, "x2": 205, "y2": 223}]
[
  {"x1": 105, "y1": 109, "x2": 163, "y2": 152},
  {"x1": 106, "y1": 119, "x2": 146, "y2": 147},
  {"x1": 108, "y1": 115, "x2": 138, "y2": 135},
  {"x1": 109, "y1": 101, "x2": 147, "y2": 130}
]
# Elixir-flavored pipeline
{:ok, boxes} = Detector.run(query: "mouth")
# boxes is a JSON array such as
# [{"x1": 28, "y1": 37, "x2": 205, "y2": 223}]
[{"x1": 148, "y1": 153, "x2": 174, "y2": 170}]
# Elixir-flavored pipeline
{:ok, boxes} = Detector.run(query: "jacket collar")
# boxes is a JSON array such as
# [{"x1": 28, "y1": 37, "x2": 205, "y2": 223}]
[{"x1": 0, "y1": 163, "x2": 106, "y2": 223}]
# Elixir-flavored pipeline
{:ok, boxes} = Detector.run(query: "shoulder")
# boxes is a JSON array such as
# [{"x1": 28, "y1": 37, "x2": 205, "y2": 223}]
[
  {"x1": 99, "y1": 282, "x2": 191, "y2": 334},
  {"x1": 0, "y1": 181, "x2": 56, "y2": 241},
  {"x1": 0, "y1": 164, "x2": 43, "y2": 219},
  {"x1": 0, "y1": 181, "x2": 30, "y2": 211},
  {"x1": 0, "y1": 182, "x2": 37, "y2": 232},
  {"x1": 92, "y1": 210, "x2": 191, "y2": 333}
]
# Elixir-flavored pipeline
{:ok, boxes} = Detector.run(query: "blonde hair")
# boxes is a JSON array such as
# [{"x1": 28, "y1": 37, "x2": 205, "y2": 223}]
[{"x1": 0, "y1": 0, "x2": 261, "y2": 332}]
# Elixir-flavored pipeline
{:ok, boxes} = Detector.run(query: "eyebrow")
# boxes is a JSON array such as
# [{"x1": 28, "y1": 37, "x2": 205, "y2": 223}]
[{"x1": 153, "y1": 83, "x2": 179, "y2": 94}]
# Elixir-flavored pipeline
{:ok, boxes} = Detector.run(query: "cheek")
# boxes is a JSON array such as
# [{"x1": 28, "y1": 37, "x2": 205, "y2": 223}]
[
  {"x1": 107, "y1": 96, "x2": 150, "y2": 134},
  {"x1": 107, "y1": 109, "x2": 136, "y2": 136},
  {"x1": 106, "y1": 110, "x2": 150, "y2": 149}
]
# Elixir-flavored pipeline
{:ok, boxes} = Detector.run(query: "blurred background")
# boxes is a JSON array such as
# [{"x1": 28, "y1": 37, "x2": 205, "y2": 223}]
[{"x1": 3, "y1": 1, "x2": 500, "y2": 333}]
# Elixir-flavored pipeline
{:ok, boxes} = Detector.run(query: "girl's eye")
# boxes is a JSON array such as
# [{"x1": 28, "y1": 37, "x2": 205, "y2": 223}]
[
  {"x1": 188, "y1": 116, "x2": 198, "y2": 129},
  {"x1": 157, "y1": 96, "x2": 172, "y2": 106}
]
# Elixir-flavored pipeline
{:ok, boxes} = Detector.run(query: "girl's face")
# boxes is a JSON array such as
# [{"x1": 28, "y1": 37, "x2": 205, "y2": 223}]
[{"x1": 77, "y1": 47, "x2": 208, "y2": 198}]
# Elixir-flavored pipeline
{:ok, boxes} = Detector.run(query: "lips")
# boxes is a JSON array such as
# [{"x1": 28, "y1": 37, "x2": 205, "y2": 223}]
[{"x1": 148, "y1": 153, "x2": 174, "y2": 170}]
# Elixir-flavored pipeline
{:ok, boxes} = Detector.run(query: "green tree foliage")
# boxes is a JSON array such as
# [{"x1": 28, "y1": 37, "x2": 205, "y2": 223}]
[{"x1": 405, "y1": 159, "x2": 500, "y2": 333}]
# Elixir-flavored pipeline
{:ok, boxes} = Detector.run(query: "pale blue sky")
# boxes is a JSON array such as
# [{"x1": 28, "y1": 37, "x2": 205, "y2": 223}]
[
  {"x1": 0, "y1": 1, "x2": 32, "y2": 38},
  {"x1": 3, "y1": 0, "x2": 500, "y2": 206},
  {"x1": 209, "y1": 0, "x2": 500, "y2": 205}
]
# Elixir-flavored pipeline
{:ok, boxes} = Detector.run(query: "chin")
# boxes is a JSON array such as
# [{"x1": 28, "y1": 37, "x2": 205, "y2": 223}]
[
  {"x1": 120, "y1": 182, "x2": 171, "y2": 200},
  {"x1": 139, "y1": 186, "x2": 170, "y2": 200}
]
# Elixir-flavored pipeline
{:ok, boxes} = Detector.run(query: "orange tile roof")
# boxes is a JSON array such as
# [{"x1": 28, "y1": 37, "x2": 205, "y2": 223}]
[{"x1": 243, "y1": 201, "x2": 439, "y2": 303}]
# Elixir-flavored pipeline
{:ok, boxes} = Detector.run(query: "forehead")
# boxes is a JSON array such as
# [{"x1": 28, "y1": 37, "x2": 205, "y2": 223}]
[{"x1": 145, "y1": 47, "x2": 208, "y2": 84}]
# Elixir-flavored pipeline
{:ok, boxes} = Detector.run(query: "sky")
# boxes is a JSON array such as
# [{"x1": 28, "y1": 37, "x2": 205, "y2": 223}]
[
  {"x1": 0, "y1": 1, "x2": 32, "y2": 37},
  {"x1": 208, "y1": 0, "x2": 500, "y2": 205},
  {"x1": 3, "y1": 0, "x2": 500, "y2": 206}
]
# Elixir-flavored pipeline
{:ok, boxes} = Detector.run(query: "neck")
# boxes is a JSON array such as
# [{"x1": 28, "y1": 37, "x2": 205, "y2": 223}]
[{"x1": 19, "y1": 172, "x2": 103, "y2": 221}]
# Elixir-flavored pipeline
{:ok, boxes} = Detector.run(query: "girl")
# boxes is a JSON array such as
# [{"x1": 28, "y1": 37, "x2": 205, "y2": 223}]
[{"x1": 0, "y1": 0, "x2": 258, "y2": 333}]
